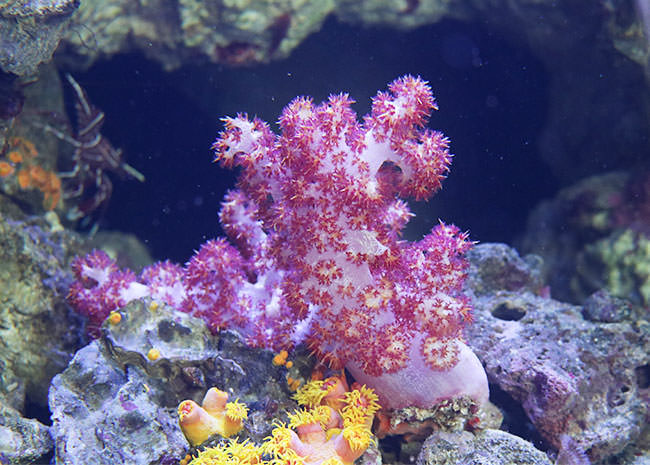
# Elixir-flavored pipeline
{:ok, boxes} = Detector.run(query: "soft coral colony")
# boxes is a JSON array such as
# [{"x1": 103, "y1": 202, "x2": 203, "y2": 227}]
[{"x1": 68, "y1": 75, "x2": 489, "y2": 412}]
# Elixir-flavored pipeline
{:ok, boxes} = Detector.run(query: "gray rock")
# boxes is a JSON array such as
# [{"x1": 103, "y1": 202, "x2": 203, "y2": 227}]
[
  {"x1": 517, "y1": 171, "x2": 633, "y2": 305},
  {"x1": 582, "y1": 290, "x2": 634, "y2": 324},
  {"x1": 416, "y1": 429, "x2": 552, "y2": 465},
  {"x1": 49, "y1": 341, "x2": 184, "y2": 465},
  {"x1": 0, "y1": 213, "x2": 84, "y2": 409},
  {"x1": 49, "y1": 299, "x2": 302, "y2": 465},
  {"x1": 465, "y1": 243, "x2": 544, "y2": 296},
  {"x1": 0, "y1": 0, "x2": 79, "y2": 76},
  {"x1": 518, "y1": 169, "x2": 650, "y2": 310},
  {"x1": 0, "y1": 402, "x2": 53, "y2": 465},
  {"x1": 59, "y1": 0, "x2": 335, "y2": 70},
  {"x1": 0, "y1": 211, "x2": 85, "y2": 464},
  {"x1": 465, "y1": 243, "x2": 650, "y2": 462}
]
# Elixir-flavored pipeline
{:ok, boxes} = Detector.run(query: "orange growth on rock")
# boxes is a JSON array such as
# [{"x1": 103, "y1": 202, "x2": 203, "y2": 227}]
[
  {"x1": 2, "y1": 137, "x2": 62, "y2": 210},
  {"x1": 0, "y1": 161, "x2": 15, "y2": 177},
  {"x1": 7, "y1": 151, "x2": 23, "y2": 163}
]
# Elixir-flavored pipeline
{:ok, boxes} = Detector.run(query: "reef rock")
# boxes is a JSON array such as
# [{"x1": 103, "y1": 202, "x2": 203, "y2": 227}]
[
  {"x1": 466, "y1": 243, "x2": 650, "y2": 463},
  {"x1": 48, "y1": 299, "x2": 301, "y2": 465},
  {"x1": 58, "y1": 0, "x2": 334, "y2": 69},
  {"x1": 0, "y1": 402, "x2": 53, "y2": 465},
  {"x1": 416, "y1": 429, "x2": 553, "y2": 465},
  {"x1": 0, "y1": 0, "x2": 79, "y2": 76},
  {"x1": 519, "y1": 170, "x2": 650, "y2": 306},
  {"x1": 0, "y1": 210, "x2": 84, "y2": 409}
]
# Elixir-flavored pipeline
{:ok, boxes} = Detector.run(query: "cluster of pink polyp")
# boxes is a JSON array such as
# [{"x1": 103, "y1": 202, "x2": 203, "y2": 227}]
[{"x1": 68, "y1": 76, "x2": 488, "y2": 409}]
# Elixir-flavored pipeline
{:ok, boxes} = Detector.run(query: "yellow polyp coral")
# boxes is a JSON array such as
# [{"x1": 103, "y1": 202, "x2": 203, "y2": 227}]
[
  {"x1": 178, "y1": 387, "x2": 249, "y2": 446},
  {"x1": 187, "y1": 446, "x2": 228, "y2": 465},
  {"x1": 293, "y1": 380, "x2": 328, "y2": 407},
  {"x1": 319, "y1": 459, "x2": 343, "y2": 465},
  {"x1": 226, "y1": 399, "x2": 249, "y2": 423},
  {"x1": 263, "y1": 408, "x2": 370, "y2": 465},
  {"x1": 340, "y1": 386, "x2": 380, "y2": 428},
  {"x1": 261, "y1": 422, "x2": 297, "y2": 458},
  {"x1": 311, "y1": 405, "x2": 336, "y2": 430},
  {"x1": 341, "y1": 424, "x2": 373, "y2": 452},
  {"x1": 287, "y1": 409, "x2": 324, "y2": 430},
  {"x1": 268, "y1": 383, "x2": 378, "y2": 465},
  {"x1": 180, "y1": 383, "x2": 379, "y2": 465},
  {"x1": 293, "y1": 376, "x2": 348, "y2": 411},
  {"x1": 178, "y1": 400, "x2": 221, "y2": 446},
  {"x1": 187, "y1": 438, "x2": 261, "y2": 465},
  {"x1": 227, "y1": 438, "x2": 263, "y2": 462}
]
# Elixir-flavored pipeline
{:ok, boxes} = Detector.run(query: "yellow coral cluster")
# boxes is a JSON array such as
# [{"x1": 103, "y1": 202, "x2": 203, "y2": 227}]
[
  {"x1": 293, "y1": 376, "x2": 349, "y2": 412},
  {"x1": 340, "y1": 386, "x2": 381, "y2": 430},
  {"x1": 178, "y1": 387, "x2": 249, "y2": 446},
  {"x1": 183, "y1": 379, "x2": 380, "y2": 465},
  {"x1": 185, "y1": 438, "x2": 261, "y2": 465}
]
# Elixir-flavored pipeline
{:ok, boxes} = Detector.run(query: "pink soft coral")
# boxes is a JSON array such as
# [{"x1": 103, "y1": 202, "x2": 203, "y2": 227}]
[
  {"x1": 211, "y1": 75, "x2": 488, "y2": 408},
  {"x1": 68, "y1": 76, "x2": 488, "y2": 410}
]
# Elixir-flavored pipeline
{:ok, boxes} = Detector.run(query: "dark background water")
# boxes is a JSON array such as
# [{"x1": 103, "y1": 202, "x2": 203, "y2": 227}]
[{"x1": 70, "y1": 17, "x2": 554, "y2": 263}]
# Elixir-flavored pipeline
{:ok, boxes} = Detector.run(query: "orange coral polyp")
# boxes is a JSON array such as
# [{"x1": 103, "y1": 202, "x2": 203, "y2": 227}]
[
  {"x1": 0, "y1": 161, "x2": 15, "y2": 177},
  {"x1": 7, "y1": 151, "x2": 23, "y2": 163},
  {"x1": 7, "y1": 159, "x2": 62, "y2": 210},
  {"x1": 28, "y1": 165, "x2": 48, "y2": 184},
  {"x1": 273, "y1": 350, "x2": 289, "y2": 366},
  {"x1": 47, "y1": 171, "x2": 61, "y2": 190},
  {"x1": 2, "y1": 137, "x2": 62, "y2": 210},
  {"x1": 17, "y1": 169, "x2": 31, "y2": 188},
  {"x1": 178, "y1": 387, "x2": 248, "y2": 446},
  {"x1": 202, "y1": 387, "x2": 229, "y2": 416},
  {"x1": 177, "y1": 399, "x2": 221, "y2": 446},
  {"x1": 10, "y1": 138, "x2": 37, "y2": 158}
]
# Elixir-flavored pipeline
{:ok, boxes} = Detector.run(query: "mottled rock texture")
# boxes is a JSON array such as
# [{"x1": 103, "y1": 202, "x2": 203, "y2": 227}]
[
  {"x1": 466, "y1": 243, "x2": 649, "y2": 463},
  {"x1": 416, "y1": 429, "x2": 553, "y2": 465},
  {"x1": 49, "y1": 299, "x2": 304, "y2": 465},
  {"x1": 0, "y1": 212, "x2": 83, "y2": 409},
  {"x1": 0, "y1": 0, "x2": 78, "y2": 75}
]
